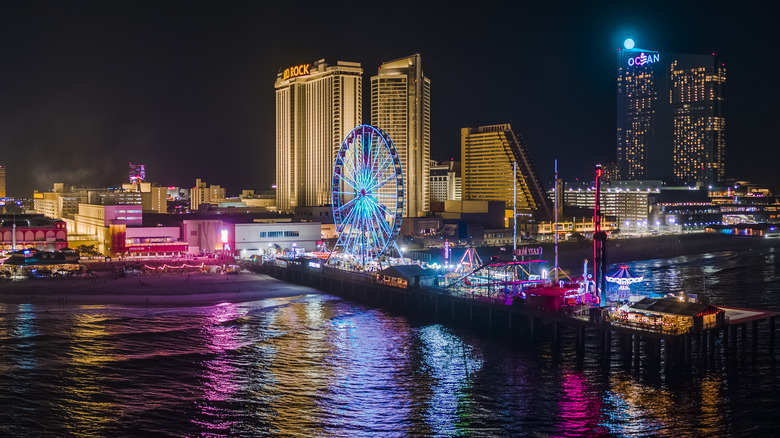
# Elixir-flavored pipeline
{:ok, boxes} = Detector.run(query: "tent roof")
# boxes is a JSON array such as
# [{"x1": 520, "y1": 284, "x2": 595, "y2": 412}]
[
  {"x1": 628, "y1": 297, "x2": 720, "y2": 317},
  {"x1": 377, "y1": 265, "x2": 433, "y2": 280}
]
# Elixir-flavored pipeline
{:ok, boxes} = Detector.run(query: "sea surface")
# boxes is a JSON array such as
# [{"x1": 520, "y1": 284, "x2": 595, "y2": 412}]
[{"x1": 1, "y1": 247, "x2": 780, "y2": 437}]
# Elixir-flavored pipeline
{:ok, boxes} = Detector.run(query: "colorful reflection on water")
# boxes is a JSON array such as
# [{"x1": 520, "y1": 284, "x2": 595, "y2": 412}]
[{"x1": 0, "y1": 247, "x2": 779, "y2": 435}]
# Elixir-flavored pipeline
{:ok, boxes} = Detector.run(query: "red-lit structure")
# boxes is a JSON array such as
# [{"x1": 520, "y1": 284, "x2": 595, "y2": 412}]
[
  {"x1": 0, "y1": 214, "x2": 68, "y2": 253},
  {"x1": 593, "y1": 164, "x2": 607, "y2": 305}
]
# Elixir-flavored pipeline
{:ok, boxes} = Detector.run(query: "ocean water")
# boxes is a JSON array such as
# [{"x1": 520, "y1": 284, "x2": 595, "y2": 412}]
[{"x1": 1, "y1": 247, "x2": 779, "y2": 436}]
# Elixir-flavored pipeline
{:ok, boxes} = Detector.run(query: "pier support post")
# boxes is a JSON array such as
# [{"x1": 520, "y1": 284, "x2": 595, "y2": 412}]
[
  {"x1": 552, "y1": 321, "x2": 560, "y2": 346},
  {"x1": 435, "y1": 298, "x2": 439, "y2": 318},
  {"x1": 469, "y1": 304, "x2": 473, "y2": 327},
  {"x1": 730, "y1": 325, "x2": 738, "y2": 352},
  {"x1": 577, "y1": 325, "x2": 585, "y2": 354},
  {"x1": 452, "y1": 300, "x2": 456, "y2": 321},
  {"x1": 488, "y1": 308, "x2": 493, "y2": 332},
  {"x1": 752, "y1": 320, "x2": 759, "y2": 349},
  {"x1": 633, "y1": 334, "x2": 641, "y2": 366},
  {"x1": 741, "y1": 323, "x2": 747, "y2": 344},
  {"x1": 770, "y1": 316, "x2": 776, "y2": 349}
]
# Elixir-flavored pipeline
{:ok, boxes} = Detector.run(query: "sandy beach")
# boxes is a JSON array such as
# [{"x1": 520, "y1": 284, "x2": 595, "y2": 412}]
[{"x1": 0, "y1": 271, "x2": 321, "y2": 306}]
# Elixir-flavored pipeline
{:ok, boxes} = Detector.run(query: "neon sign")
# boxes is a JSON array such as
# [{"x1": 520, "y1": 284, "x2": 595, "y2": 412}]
[
  {"x1": 283, "y1": 63, "x2": 311, "y2": 80},
  {"x1": 627, "y1": 52, "x2": 660, "y2": 67},
  {"x1": 514, "y1": 246, "x2": 543, "y2": 257}
]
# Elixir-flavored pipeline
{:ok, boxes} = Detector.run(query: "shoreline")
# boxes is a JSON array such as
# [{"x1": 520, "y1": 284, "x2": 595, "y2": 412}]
[
  {"x1": 0, "y1": 271, "x2": 322, "y2": 307},
  {"x1": 3, "y1": 233, "x2": 779, "y2": 307}
]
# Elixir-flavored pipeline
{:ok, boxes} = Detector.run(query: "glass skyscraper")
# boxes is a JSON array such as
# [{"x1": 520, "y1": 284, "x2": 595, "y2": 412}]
[{"x1": 617, "y1": 46, "x2": 726, "y2": 185}]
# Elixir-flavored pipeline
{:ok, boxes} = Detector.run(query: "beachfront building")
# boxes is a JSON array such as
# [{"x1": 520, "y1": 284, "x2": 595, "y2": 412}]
[
  {"x1": 275, "y1": 59, "x2": 363, "y2": 212},
  {"x1": 182, "y1": 219, "x2": 322, "y2": 259},
  {"x1": 553, "y1": 180, "x2": 662, "y2": 234},
  {"x1": 0, "y1": 214, "x2": 68, "y2": 254},
  {"x1": 461, "y1": 124, "x2": 552, "y2": 221},
  {"x1": 123, "y1": 227, "x2": 187, "y2": 257},
  {"x1": 617, "y1": 42, "x2": 726, "y2": 186},
  {"x1": 372, "y1": 54, "x2": 430, "y2": 217}
]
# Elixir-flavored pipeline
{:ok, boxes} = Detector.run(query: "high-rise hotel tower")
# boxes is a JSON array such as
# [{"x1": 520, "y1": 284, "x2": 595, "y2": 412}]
[
  {"x1": 371, "y1": 54, "x2": 431, "y2": 217},
  {"x1": 461, "y1": 124, "x2": 552, "y2": 220},
  {"x1": 275, "y1": 59, "x2": 362, "y2": 211},
  {"x1": 617, "y1": 43, "x2": 726, "y2": 185},
  {"x1": 0, "y1": 165, "x2": 6, "y2": 198}
]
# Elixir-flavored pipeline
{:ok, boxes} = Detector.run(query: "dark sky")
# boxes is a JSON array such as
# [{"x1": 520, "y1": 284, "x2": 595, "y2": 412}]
[{"x1": 1, "y1": 1, "x2": 778, "y2": 198}]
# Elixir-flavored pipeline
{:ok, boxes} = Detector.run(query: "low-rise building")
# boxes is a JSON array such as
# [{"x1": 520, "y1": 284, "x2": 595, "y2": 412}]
[{"x1": 0, "y1": 214, "x2": 68, "y2": 253}]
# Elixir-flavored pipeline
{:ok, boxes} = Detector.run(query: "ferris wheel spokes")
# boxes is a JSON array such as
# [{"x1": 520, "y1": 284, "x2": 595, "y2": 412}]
[{"x1": 329, "y1": 125, "x2": 404, "y2": 268}]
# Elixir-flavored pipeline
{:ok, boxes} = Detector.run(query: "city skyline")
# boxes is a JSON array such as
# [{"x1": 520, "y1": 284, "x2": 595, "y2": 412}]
[
  {"x1": 616, "y1": 46, "x2": 726, "y2": 185},
  {"x1": 1, "y1": 1, "x2": 778, "y2": 198}
]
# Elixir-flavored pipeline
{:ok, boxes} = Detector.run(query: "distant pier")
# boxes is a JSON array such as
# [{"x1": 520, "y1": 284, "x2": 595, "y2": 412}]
[{"x1": 252, "y1": 261, "x2": 779, "y2": 369}]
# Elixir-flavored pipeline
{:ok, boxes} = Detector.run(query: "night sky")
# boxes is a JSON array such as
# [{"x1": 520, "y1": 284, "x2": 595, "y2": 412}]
[{"x1": 1, "y1": 1, "x2": 778, "y2": 198}]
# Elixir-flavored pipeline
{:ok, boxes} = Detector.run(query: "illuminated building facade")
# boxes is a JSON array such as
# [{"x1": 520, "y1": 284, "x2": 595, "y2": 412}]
[
  {"x1": 461, "y1": 124, "x2": 552, "y2": 220},
  {"x1": 275, "y1": 59, "x2": 362, "y2": 211},
  {"x1": 371, "y1": 54, "x2": 430, "y2": 217},
  {"x1": 129, "y1": 163, "x2": 146, "y2": 185},
  {"x1": 191, "y1": 179, "x2": 226, "y2": 210},
  {"x1": 429, "y1": 160, "x2": 461, "y2": 204},
  {"x1": 0, "y1": 214, "x2": 68, "y2": 252},
  {"x1": 617, "y1": 46, "x2": 726, "y2": 185},
  {"x1": 554, "y1": 180, "x2": 662, "y2": 232},
  {"x1": 0, "y1": 165, "x2": 6, "y2": 198}
]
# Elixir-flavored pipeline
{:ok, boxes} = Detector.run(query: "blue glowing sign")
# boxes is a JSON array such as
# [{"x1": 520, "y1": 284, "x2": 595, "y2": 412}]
[{"x1": 627, "y1": 52, "x2": 660, "y2": 67}]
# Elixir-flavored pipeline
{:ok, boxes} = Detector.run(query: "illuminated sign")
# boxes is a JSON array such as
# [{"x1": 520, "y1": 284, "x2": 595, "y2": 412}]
[
  {"x1": 514, "y1": 246, "x2": 543, "y2": 257},
  {"x1": 283, "y1": 63, "x2": 311, "y2": 80},
  {"x1": 221, "y1": 229, "x2": 229, "y2": 244},
  {"x1": 627, "y1": 52, "x2": 660, "y2": 67}
]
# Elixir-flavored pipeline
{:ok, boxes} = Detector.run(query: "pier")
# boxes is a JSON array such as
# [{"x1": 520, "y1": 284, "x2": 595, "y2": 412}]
[{"x1": 253, "y1": 261, "x2": 779, "y2": 369}]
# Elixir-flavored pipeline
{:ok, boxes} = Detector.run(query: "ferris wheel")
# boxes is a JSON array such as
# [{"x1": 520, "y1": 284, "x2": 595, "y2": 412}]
[{"x1": 330, "y1": 125, "x2": 404, "y2": 266}]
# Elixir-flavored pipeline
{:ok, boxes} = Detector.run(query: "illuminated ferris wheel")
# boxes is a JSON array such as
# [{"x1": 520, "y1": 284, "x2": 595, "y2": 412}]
[{"x1": 330, "y1": 125, "x2": 404, "y2": 266}]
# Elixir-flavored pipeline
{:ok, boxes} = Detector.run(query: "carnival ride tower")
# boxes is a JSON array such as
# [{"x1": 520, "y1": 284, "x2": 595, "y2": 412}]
[{"x1": 593, "y1": 164, "x2": 608, "y2": 305}]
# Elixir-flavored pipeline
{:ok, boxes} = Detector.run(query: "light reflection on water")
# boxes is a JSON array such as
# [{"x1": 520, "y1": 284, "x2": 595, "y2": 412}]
[{"x1": 0, "y1": 247, "x2": 779, "y2": 436}]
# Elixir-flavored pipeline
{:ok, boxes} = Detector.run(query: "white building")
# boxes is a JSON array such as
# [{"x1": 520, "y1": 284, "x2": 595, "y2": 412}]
[
  {"x1": 233, "y1": 222, "x2": 322, "y2": 259},
  {"x1": 429, "y1": 160, "x2": 461, "y2": 203},
  {"x1": 275, "y1": 59, "x2": 363, "y2": 211},
  {"x1": 554, "y1": 180, "x2": 662, "y2": 232},
  {"x1": 371, "y1": 54, "x2": 431, "y2": 217}
]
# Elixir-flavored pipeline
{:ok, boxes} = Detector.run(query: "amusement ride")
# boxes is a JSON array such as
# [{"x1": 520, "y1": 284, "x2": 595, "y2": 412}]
[{"x1": 327, "y1": 125, "x2": 404, "y2": 268}]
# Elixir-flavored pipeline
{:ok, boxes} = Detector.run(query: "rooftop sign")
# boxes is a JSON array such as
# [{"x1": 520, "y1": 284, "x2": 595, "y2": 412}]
[
  {"x1": 283, "y1": 63, "x2": 311, "y2": 80},
  {"x1": 627, "y1": 52, "x2": 660, "y2": 67}
]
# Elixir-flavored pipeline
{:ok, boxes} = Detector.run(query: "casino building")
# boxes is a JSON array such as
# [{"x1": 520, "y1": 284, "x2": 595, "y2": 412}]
[
  {"x1": 275, "y1": 59, "x2": 363, "y2": 211},
  {"x1": 461, "y1": 124, "x2": 552, "y2": 221},
  {"x1": 616, "y1": 42, "x2": 726, "y2": 186}
]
